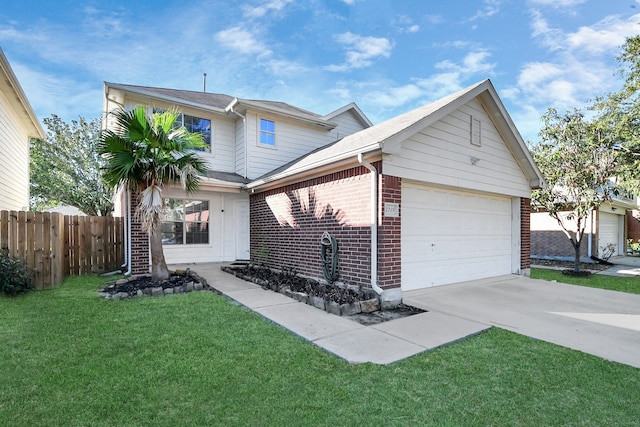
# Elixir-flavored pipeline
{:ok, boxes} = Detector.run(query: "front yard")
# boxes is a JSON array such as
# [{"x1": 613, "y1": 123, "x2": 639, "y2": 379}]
[
  {"x1": 1, "y1": 275, "x2": 639, "y2": 426},
  {"x1": 531, "y1": 267, "x2": 640, "y2": 294}
]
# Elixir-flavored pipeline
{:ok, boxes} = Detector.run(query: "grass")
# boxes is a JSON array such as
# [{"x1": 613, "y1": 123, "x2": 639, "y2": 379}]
[
  {"x1": 531, "y1": 267, "x2": 640, "y2": 294},
  {"x1": 1, "y1": 275, "x2": 640, "y2": 426}
]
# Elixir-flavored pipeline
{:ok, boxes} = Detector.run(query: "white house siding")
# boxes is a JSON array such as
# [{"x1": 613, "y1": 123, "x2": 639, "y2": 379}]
[
  {"x1": 245, "y1": 112, "x2": 330, "y2": 179},
  {"x1": 234, "y1": 117, "x2": 246, "y2": 177},
  {"x1": 330, "y1": 109, "x2": 368, "y2": 139},
  {"x1": 161, "y1": 187, "x2": 249, "y2": 264},
  {"x1": 0, "y1": 90, "x2": 30, "y2": 211},
  {"x1": 121, "y1": 97, "x2": 236, "y2": 174},
  {"x1": 384, "y1": 98, "x2": 531, "y2": 198}
]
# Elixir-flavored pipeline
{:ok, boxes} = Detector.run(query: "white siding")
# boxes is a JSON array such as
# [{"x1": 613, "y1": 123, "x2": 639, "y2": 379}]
[
  {"x1": 384, "y1": 98, "x2": 531, "y2": 198},
  {"x1": 331, "y1": 109, "x2": 368, "y2": 139},
  {"x1": 245, "y1": 111, "x2": 364, "y2": 179},
  {"x1": 234, "y1": 117, "x2": 246, "y2": 177},
  {"x1": 121, "y1": 97, "x2": 236, "y2": 173},
  {"x1": 0, "y1": 90, "x2": 30, "y2": 211},
  {"x1": 161, "y1": 188, "x2": 248, "y2": 264}
]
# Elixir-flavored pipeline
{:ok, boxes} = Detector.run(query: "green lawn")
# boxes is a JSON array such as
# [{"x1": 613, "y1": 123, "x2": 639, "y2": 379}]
[
  {"x1": 2, "y1": 275, "x2": 639, "y2": 426},
  {"x1": 531, "y1": 267, "x2": 640, "y2": 294}
]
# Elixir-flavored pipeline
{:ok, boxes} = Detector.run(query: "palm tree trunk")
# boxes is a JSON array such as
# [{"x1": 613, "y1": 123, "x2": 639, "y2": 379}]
[{"x1": 149, "y1": 226, "x2": 170, "y2": 281}]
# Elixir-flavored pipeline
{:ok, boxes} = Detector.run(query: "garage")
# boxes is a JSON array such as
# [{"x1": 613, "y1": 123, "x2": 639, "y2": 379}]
[
  {"x1": 402, "y1": 182, "x2": 513, "y2": 291},
  {"x1": 598, "y1": 212, "x2": 621, "y2": 257}
]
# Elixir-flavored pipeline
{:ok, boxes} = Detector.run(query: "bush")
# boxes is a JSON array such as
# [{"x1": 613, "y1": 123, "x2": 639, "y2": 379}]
[{"x1": 0, "y1": 254, "x2": 33, "y2": 296}]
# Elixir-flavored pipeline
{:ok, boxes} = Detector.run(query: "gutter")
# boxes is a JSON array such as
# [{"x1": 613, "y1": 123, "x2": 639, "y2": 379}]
[
  {"x1": 225, "y1": 99, "x2": 249, "y2": 179},
  {"x1": 357, "y1": 153, "x2": 383, "y2": 295}
]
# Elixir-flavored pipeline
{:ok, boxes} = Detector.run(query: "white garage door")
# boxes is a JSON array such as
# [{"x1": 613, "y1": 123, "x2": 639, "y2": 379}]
[
  {"x1": 402, "y1": 183, "x2": 513, "y2": 291},
  {"x1": 598, "y1": 212, "x2": 620, "y2": 257}
]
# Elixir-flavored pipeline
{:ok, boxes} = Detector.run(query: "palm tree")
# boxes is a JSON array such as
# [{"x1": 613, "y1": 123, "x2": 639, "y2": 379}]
[{"x1": 99, "y1": 106, "x2": 209, "y2": 281}]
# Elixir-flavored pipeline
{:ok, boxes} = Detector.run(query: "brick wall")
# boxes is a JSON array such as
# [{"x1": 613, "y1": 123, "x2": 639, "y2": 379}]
[
  {"x1": 251, "y1": 164, "x2": 383, "y2": 289},
  {"x1": 520, "y1": 198, "x2": 530, "y2": 269},
  {"x1": 530, "y1": 210, "x2": 590, "y2": 259},
  {"x1": 627, "y1": 210, "x2": 640, "y2": 243},
  {"x1": 378, "y1": 175, "x2": 401, "y2": 289},
  {"x1": 129, "y1": 191, "x2": 150, "y2": 275}
]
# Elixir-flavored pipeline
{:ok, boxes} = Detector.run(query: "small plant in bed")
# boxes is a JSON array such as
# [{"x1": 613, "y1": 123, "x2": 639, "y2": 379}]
[{"x1": 221, "y1": 263, "x2": 424, "y2": 324}]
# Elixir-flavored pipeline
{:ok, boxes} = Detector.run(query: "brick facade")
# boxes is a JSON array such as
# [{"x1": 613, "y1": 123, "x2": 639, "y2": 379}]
[
  {"x1": 378, "y1": 175, "x2": 401, "y2": 289},
  {"x1": 627, "y1": 210, "x2": 640, "y2": 243},
  {"x1": 129, "y1": 191, "x2": 150, "y2": 275},
  {"x1": 520, "y1": 198, "x2": 531, "y2": 269},
  {"x1": 250, "y1": 163, "x2": 402, "y2": 290}
]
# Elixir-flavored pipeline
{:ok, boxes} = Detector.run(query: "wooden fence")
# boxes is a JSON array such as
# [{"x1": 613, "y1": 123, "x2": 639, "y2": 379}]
[{"x1": 0, "y1": 211, "x2": 124, "y2": 289}]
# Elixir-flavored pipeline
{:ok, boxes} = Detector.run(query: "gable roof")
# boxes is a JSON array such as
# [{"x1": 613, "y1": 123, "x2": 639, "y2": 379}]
[
  {"x1": 248, "y1": 79, "x2": 545, "y2": 190},
  {"x1": 0, "y1": 48, "x2": 45, "y2": 139},
  {"x1": 105, "y1": 82, "x2": 371, "y2": 131}
]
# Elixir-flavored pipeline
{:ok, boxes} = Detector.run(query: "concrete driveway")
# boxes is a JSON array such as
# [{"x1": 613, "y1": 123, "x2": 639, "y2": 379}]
[{"x1": 404, "y1": 275, "x2": 640, "y2": 368}]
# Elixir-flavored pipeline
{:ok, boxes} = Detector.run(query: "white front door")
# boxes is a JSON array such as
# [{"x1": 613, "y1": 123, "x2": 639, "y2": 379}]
[{"x1": 234, "y1": 199, "x2": 250, "y2": 260}]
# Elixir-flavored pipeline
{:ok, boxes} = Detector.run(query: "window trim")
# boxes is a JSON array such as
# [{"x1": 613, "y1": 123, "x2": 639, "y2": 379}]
[
  {"x1": 161, "y1": 198, "x2": 210, "y2": 246},
  {"x1": 152, "y1": 107, "x2": 213, "y2": 154},
  {"x1": 258, "y1": 117, "x2": 276, "y2": 148}
]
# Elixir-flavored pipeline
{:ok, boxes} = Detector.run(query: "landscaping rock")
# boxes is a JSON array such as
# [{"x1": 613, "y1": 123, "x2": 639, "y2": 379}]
[
  {"x1": 312, "y1": 296, "x2": 325, "y2": 310},
  {"x1": 164, "y1": 287, "x2": 174, "y2": 295},
  {"x1": 136, "y1": 290, "x2": 143, "y2": 297},
  {"x1": 151, "y1": 287, "x2": 163, "y2": 297},
  {"x1": 185, "y1": 282, "x2": 194, "y2": 292},
  {"x1": 327, "y1": 301, "x2": 341, "y2": 315},
  {"x1": 341, "y1": 302, "x2": 361, "y2": 316},
  {"x1": 194, "y1": 283, "x2": 203, "y2": 291},
  {"x1": 360, "y1": 298, "x2": 380, "y2": 313},
  {"x1": 292, "y1": 292, "x2": 308, "y2": 303}
]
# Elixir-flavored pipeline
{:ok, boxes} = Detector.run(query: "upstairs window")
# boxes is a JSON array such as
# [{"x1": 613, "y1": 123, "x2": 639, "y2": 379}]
[
  {"x1": 259, "y1": 118, "x2": 276, "y2": 147},
  {"x1": 161, "y1": 199, "x2": 210, "y2": 245},
  {"x1": 153, "y1": 108, "x2": 212, "y2": 152}
]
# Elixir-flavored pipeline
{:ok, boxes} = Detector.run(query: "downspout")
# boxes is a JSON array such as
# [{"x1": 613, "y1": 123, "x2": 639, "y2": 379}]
[
  {"x1": 357, "y1": 153, "x2": 383, "y2": 295},
  {"x1": 125, "y1": 189, "x2": 132, "y2": 276},
  {"x1": 228, "y1": 103, "x2": 248, "y2": 179}
]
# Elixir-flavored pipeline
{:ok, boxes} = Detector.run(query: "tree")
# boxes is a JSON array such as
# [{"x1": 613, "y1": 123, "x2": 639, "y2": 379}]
[
  {"x1": 530, "y1": 108, "x2": 618, "y2": 273},
  {"x1": 30, "y1": 115, "x2": 114, "y2": 216},
  {"x1": 592, "y1": 35, "x2": 640, "y2": 193},
  {"x1": 98, "y1": 106, "x2": 209, "y2": 281}
]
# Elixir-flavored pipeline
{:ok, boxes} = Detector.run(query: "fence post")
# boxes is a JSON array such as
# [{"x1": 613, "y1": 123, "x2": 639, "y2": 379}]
[{"x1": 51, "y1": 213, "x2": 64, "y2": 286}]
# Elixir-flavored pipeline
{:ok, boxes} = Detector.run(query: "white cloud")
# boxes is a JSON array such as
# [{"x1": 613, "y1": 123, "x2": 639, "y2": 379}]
[
  {"x1": 567, "y1": 14, "x2": 640, "y2": 54},
  {"x1": 242, "y1": 0, "x2": 294, "y2": 18},
  {"x1": 214, "y1": 27, "x2": 272, "y2": 57},
  {"x1": 528, "y1": 0, "x2": 586, "y2": 7},
  {"x1": 325, "y1": 32, "x2": 393, "y2": 72},
  {"x1": 435, "y1": 50, "x2": 495, "y2": 75},
  {"x1": 467, "y1": 0, "x2": 502, "y2": 22},
  {"x1": 392, "y1": 15, "x2": 420, "y2": 33}
]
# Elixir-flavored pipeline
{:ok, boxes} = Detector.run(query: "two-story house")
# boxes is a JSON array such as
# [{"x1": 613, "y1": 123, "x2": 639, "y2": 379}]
[
  {"x1": 103, "y1": 82, "x2": 372, "y2": 266},
  {"x1": 0, "y1": 48, "x2": 45, "y2": 211},
  {"x1": 104, "y1": 79, "x2": 544, "y2": 303}
]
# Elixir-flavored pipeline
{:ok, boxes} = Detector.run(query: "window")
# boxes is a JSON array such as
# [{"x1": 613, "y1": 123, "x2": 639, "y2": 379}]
[
  {"x1": 153, "y1": 108, "x2": 212, "y2": 152},
  {"x1": 161, "y1": 199, "x2": 209, "y2": 245},
  {"x1": 259, "y1": 118, "x2": 275, "y2": 146}
]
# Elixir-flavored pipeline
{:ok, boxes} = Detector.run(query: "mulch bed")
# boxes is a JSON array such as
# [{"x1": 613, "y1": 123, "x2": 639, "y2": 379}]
[
  {"x1": 531, "y1": 258, "x2": 611, "y2": 272},
  {"x1": 99, "y1": 269, "x2": 213, "y2": 299}
]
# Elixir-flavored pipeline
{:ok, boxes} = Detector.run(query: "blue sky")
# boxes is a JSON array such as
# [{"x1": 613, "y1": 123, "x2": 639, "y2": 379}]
[{"x1": 1, "y1": 0, "x2": 640, "y2": 142}]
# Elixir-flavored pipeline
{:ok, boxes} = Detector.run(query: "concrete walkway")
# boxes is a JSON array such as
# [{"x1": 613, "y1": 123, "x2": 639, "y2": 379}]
[
  {"x1": 171, "y1": 263, "x2": 488, "y2": 365},
  {"x1": 404, "y1": 275, "x2": 640, "y2": 368},
  {"x1": 598, "y1": 256, "x2": 640, "y2": 277}
]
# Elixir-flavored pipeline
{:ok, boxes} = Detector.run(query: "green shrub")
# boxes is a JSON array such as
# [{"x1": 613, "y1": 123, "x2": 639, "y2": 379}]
[{"x1": 0, "y1": 254, "x2": 33, "y2": 296}]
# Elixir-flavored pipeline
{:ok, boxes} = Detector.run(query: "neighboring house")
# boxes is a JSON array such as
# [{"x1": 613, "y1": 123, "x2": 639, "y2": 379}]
[
  {"x1": 104, "y1": 82, "x2": 372, "y2": 266},
  {"x1": 0, "y1": 48, "x2": 45, "y2": 211},
  {"x1": 531, "y1": 196, "x2": 639, "y2": 261},
  {"x1": 105, "y1": 79, "x2": 543, "y2": 303}
]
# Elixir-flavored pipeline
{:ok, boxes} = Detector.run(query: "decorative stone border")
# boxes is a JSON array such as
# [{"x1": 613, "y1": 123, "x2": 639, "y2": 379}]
[
  {"x1": 99, "y1": 269, "x2": 210, "y2": 300},
  {"x1": 221, "y1": 265, "x2": 382, "y2": 316}
]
